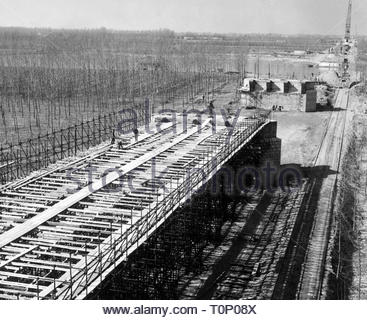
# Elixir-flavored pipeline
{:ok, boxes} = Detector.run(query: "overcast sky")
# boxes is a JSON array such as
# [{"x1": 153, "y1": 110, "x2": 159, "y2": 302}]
[{"x1": 0, "y1": 0, "x2": 365, "y2": 35}]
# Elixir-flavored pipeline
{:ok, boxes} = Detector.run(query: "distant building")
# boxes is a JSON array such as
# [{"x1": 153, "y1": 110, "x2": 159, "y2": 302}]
[
  {"x1": 319, "y1": 62, "x2": 339, "y2": 70},
  {"x1": 293, "y1": 50, "x2": 306, "y2": 56},
  {"x1": 239, "y1": 78, "x2": 319, "y2": 112}
]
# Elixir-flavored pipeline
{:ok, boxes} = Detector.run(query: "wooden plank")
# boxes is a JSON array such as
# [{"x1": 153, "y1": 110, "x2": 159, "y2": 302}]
[
  {"x1": 0, "y1": 270, "x2": 55, "y2": 282},
  {"x1": 0, "y1": 245, "x2": 38, "y2": 269},
  {"x1": 11, "y1": 262, "x2": 69, "y2": 272},
  {"x1": 0, "y1": 286, "x2": 38, "y2": 297},
  {"x1": 0, "y1": 279, "x2": 48, "y2": 290}
]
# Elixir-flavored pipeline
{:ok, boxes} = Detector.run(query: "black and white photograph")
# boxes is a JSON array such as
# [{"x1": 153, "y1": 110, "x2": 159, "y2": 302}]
[{"x1": 0, "y1": 0, "x2": 366, "y2": 318}]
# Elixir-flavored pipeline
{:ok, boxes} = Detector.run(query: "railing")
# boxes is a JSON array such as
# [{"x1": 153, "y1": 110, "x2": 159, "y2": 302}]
[{"x1": 38, "y1": 116, "x2": 269, "y2": 300}]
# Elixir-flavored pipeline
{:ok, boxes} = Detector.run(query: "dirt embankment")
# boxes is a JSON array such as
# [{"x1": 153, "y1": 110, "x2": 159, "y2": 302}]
[
  {"x1": 327, "y1": 88, "x2": 367, "y2": 299},
  {"x1": 349, "y1": 118, "x2": 367, "y2": 299},
  {"x1": 347, "y1": 90, "x2": 367, "y2": 299},
  {"x1": 327, "y1": 128, "x2": 359, "y2": 299}
]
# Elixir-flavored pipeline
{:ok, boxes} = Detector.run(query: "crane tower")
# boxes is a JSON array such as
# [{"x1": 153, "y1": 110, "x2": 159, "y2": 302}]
[
  {"x1": 345, "y1": 0, "x2": 352, "y2": 44},
  {"x1": 341, "y1": 0, "x2": 352, "y2": 84}
]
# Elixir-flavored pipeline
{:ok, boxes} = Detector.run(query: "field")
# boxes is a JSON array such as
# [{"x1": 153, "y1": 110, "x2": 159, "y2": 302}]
[
  {"x1": 0, "y1": 29, "x2": 342, "y2": 146},
  {"x1": 1, "y1": 22, "x2": 367, "y2": 302}
]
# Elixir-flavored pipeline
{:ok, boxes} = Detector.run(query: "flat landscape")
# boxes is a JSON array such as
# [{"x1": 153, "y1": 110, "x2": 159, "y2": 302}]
[{"x1": 1, "y1": 4, "x2": 367, "y2": 303}]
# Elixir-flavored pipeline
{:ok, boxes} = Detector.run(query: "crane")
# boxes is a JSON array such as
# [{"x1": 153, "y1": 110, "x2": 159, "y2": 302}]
[
  {"x1": 344, "y1": 0, "x2": 352, "y2": 44},
  {"x1": 341, "y1": 0, "x2": 352, "y2": 85}
]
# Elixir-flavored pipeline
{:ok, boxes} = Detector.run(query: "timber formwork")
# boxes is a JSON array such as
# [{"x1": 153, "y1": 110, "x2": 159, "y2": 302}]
[{"x1": 0, "y1": 114, "x2": 274, "y2": 300}]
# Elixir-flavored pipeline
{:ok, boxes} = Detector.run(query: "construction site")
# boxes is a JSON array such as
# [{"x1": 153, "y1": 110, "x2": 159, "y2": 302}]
[{"x1": 0, "y1": 0, "x2": 367, "y2": 301}]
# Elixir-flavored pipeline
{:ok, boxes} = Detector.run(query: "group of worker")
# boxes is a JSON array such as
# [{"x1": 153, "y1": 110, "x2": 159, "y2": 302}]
[
  {"x1": 272, "y1": 105, "x2": 283, "y2": 112},
  {"x1": 111, "y1": 128, "x2": 139, "y2": 149}
]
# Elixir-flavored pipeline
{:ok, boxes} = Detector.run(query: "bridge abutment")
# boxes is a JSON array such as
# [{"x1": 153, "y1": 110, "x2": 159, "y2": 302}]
[{"x1": 227, "y1": 120, "x2": 281, "y2": 191}]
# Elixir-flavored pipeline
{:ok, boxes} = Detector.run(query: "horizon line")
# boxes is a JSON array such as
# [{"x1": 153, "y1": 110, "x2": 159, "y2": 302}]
[{"x1": 0, "y1": 25, "x2": 362, "y2": 38}]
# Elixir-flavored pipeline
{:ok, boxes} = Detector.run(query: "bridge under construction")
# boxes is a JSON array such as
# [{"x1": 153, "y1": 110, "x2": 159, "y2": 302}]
[
  {"x1": 0, "y1": 0, "x2": 360, "y2": 301},
  {"x1": 0, "y1": 111, "x2": 284, "y2": 299}
]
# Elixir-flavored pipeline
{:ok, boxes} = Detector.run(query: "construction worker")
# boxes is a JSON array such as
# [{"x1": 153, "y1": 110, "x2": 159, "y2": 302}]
[
  {"x1": 111, "y1": 130, "x2": 116, "y2": 145},
  {"x1": 133, "y1": 128, "x2": 139, "y2": 142},
  {"x1": 208, "y1": 101, "x2": 215, "y2": 116}
]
